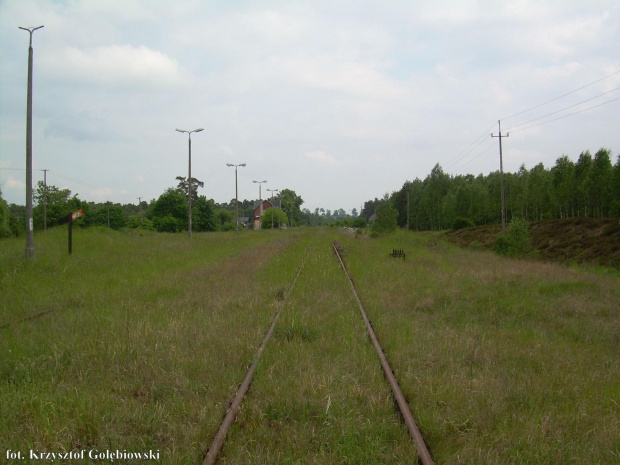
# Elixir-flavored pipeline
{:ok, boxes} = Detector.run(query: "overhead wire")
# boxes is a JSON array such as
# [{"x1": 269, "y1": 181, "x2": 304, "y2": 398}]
[
  {"x1": 508, "y1": 96, "x2": 620, "y2": 134},
  {"x1": 500, "y1": 69, "x2": 620, "y2": 121},
  {"x1": 448, "y1": 69, "x2": 619, "y2": 172},
  {"x1": 504, "y1": 86, "x2": 620, "y2": 132},
  {"x1": 444, "y1": 122, "x2": 497, "y2": 171}
]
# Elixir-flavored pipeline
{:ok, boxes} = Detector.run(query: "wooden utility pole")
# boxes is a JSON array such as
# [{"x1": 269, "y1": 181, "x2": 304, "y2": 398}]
[{"x1": 491, "y1": 120, "x2": 509, "y2": 233}]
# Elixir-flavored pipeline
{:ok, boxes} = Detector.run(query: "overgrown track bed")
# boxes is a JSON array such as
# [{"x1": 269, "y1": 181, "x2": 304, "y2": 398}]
[
  {"x1": 333, "y1": 241, "x2": 434, "y2": 465},
  {"x1": 203, "y1": 247, "x2": 313, "y2": 465},
  {"x1": 203, "y1": 241, "x2": 430, "y2": 464},
  {"x1": 211, "y1": 239, "x2": 419, "y2": 464}
]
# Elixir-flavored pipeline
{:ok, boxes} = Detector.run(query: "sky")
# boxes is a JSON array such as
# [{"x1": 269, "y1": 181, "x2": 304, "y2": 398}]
[{"x1": 1, "y1": 0, "x2": 619, "y2": 214}]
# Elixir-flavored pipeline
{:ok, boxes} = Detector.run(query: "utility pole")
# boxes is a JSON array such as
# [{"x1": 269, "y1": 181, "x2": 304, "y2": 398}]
[
  {"x1": 491, "y1": 120, "x2": 509, "y2": 233},
  {"x1": 107, "y1": 201, "x2": 110, "y2": 228},
  {"x1": 19, "y1": 25, "x2": 44, "y2": 259},
  {"x1": 406, "y1": 185, "x2": 410, "y2": 231},
  {"x1": 42, "y1": 168, "x2": 49, "y2": 231},
  {"x1": 137, "y1": 197, "x2": 143, "y2": 225}
]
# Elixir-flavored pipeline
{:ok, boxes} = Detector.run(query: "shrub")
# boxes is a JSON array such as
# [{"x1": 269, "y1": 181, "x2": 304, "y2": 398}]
[
  {"x1": 494, "y1": 218, "x2": 534, "y2": 258},
  {"x1": 452, "y1": 216, "x2": 475, "y2": 230}
]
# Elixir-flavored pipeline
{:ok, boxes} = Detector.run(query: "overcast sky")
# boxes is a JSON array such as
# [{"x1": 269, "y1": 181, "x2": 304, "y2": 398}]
[{"x1": 1, "y1": 0, "x2": 618, "y2": 213}]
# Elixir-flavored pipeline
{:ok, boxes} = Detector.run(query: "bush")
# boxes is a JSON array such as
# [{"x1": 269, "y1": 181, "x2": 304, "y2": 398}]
[
  {"x1": 494, "y1": 218, "x2": 534, "y2": 258},
  {"x1": 452, "y1": 216, "x2": 475, "y2": 230}
]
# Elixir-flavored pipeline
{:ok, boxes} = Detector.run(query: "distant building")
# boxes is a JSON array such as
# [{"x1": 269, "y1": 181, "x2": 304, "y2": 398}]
[{"x1": 253, "y1": 199, "x2": 281, "y2": 230}]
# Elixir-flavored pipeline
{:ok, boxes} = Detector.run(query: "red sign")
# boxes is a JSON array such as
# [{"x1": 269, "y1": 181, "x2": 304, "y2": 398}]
[{"x1": 71, "y1": 209, "x2": 84, "y2": 220}]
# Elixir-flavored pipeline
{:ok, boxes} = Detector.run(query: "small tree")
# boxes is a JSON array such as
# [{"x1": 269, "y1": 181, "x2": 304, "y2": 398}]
[
  {"x1": 371, "y1": 198, "x2": 398, "y2": 237},
  {"x1": 494, "y1": 217, "x2": 534, "y2": 258},
  {"x1": 261, "y1": 207, "x2": 287, "y2": 229}
]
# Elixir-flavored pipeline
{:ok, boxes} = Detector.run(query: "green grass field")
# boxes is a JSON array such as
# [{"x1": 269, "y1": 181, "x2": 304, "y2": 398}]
[{"x1": 1, "y1": 227, "x2": 619, "y2": 464}]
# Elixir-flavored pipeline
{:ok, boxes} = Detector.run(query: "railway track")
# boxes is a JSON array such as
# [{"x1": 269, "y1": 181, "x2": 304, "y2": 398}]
[{"x1": 202, "y1": 241, "x2": 434, "y2": 465}]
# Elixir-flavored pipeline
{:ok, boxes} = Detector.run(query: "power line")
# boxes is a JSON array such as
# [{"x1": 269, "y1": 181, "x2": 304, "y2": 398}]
[
  {"x1": 453, "y1": 140, "x2": 496, "y2": 171},
  {"x1": 445, "y1": 122, "x2": 496, "y2": 169},
  {"x1": 505, "y1": 86, "x2": 620, "y2": 132},
  {"x1": 508, "y1": 96, "x2": 620, "y2": 134},
  {"x1": 500, "y1": 69, "x2": 620, "y2": 121}
]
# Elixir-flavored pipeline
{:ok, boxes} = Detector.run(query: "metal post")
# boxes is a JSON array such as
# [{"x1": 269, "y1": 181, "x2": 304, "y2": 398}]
[
  {"x1": 176, "y1": 128, "x2": 203, "y2": 237},
  {"x1": 253, "y1": 180, "x2": 267, "y2": 230},
  {"x1": 19, "y1": 25, "x2": 43, "y2": 259}
]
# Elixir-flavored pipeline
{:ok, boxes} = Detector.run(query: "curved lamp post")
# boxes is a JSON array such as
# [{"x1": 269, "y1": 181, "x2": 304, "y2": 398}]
[
  {"x1": 176, "y1": 128, "x2": 203, "y2": 237},
  {"x1": 226, "y1": 163, "x2": 246, "y2": 233}
]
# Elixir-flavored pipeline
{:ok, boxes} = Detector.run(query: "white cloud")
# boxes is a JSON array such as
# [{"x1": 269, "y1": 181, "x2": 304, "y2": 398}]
[
  {"x1": 4, "y1": 177, "x2": 25, "y2": 190},
  {"x1": 305, "y1": 151, "x2": 338, "y2": 166},
  {"x1": 41, "y1": 45, "x2": 187, "y2": 88}
]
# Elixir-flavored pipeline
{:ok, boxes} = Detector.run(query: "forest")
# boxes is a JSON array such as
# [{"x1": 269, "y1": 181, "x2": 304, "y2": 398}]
[{"x1": 361, "y1": 148, "x2": 620, "y2": 230}]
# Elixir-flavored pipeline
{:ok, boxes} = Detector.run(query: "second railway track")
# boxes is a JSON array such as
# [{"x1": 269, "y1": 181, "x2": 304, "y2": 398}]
[{"x1": 203, "y1": 240, "x2": 433, "y2": 464}]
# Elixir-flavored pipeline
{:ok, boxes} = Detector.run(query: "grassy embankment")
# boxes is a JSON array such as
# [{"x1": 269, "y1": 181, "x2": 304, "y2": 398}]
[
  {"x1": 445, "y1": 217, "x2": 620, "y2": 269},
  {"x1": 339, "y1": 229, "x2": 619, "y2": 464}
]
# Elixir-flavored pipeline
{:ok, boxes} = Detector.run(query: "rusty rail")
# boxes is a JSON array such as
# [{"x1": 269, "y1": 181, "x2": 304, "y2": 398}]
[
  {"x1": 332, "y1": 242, "x2": 434, "y2": 465},
  {"x1": 202, "y1": 247, "x2": 312, "y2": 465}
]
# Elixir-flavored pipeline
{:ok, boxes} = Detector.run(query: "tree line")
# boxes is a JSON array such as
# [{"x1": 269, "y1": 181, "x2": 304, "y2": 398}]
[
  {"x1": 1, "y1": 175, "x2": 359, "y2": 235},
  {"x1": 361, "y1": 148, "x2": 620, "y2": 231}
]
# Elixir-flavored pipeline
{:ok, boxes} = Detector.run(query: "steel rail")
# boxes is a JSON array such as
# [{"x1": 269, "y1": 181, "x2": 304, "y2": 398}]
[
  {"x1": 1, "y1": 309, "x2": 53, "y2": 330},
  {"x1": 202, "y1": 247, "x2": 312, "y2": 465},
  {"x1": 332, "y1": 242, "x2": 435, "y2": 465}
]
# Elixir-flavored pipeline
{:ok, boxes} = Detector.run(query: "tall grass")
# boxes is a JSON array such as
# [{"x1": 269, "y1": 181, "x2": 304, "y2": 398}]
[
  {"x1": 1, "y1": 227, "x2": 306, "y2": 463},
  {"x1": 339, "y1": 230, "x2": 620, "y2": 464},
  {"x1": 2, "y1": 227, "x2": 618, "y2": 464},
  {"x1": 218, "y1": 236, "x2": 417, "y2": 464}
]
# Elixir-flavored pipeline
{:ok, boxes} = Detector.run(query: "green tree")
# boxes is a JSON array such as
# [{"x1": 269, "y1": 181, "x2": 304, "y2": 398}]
[
  {"x1": 278, "y1": 188, "x2": 304, "y2": 226},
  {"x1": 494, "y1": 217, "x2": 533, "y2": 258},
  {"x1": 589, "y1": 148, "x2": 613, "y2": 217},
  {"x1": 93, "y1": 204, "x2": 126, "y2": 230},
  {"x1": 194, "y1": 196, "x2": 217, "y2": 232},
  {"x1": 575, "y1": 151, "x2": 593, "y2": 216},
  {"x1": 148, "y1": 188, "x2": 188, "y2": 233},
  {"x1": 261, "y1": 207, "x2": 287, "y2": 229},
  {"x1": 371, "y1": 196, "x2": 398, "y2": 236},
  {"x1": 0, "y1": 190, "x2": 20, "y2": 238},
  {"x1": 611, "y1": 155, "x2": 620, "y2": 217},
  {"x1": 176, "y1": 176, "x2": 204, "y2": 205},
  {"x1": 551, "y1": 155, "x2": 576, "y2": 218},
  {"x1": 33, "y1": 182, "x2": 85, "y2": 229}
]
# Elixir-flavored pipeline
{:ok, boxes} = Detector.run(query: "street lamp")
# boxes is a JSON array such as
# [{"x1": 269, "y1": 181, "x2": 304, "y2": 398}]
[
  {"x1": 176, "y1": 128, "x2": 203, "y2": 237},
  {"x1": 253, "y1": 180, "x2": 267, "y2": 200},
  {"x1": 267, "y1": 188, "x2": 279, "y2": 229},
  {"x1": 226, "y1": 163, "x2": 246, "y2": 233},
  {"x1": 19, "y1": 25, "x2": 44, "y2": 259}
]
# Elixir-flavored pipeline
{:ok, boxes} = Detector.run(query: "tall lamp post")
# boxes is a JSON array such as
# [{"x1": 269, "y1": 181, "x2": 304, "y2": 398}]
[
  {"x1": 176, "y1": 128, "x2": 203, "y2": 237},
  {"x1": 267, "y1": 188, "x2": 279, "y2": 229},
  {"x1": 226, "y1": 163, "x2": 246, "y2": 233},
  {"x1": 19, "y1": 25, "x2": 44, "y2": 259},
  {"x1": 253, "y1": 180, "x2": 267, "y2": 230}
]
